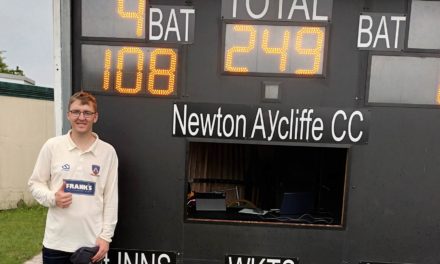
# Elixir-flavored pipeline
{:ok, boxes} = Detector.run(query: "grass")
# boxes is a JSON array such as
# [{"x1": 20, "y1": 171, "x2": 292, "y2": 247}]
[{"x1": 0, "y1": 204, "x2": 47, "y2": 264}]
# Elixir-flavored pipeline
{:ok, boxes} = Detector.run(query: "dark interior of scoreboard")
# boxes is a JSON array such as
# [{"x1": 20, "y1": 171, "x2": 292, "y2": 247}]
[{"x1": 185, "y1": 142, "x2": 348, "y2": 227}]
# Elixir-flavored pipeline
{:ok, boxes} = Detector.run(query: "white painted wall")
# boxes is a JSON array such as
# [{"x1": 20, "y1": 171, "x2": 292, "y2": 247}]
[{"x1": 0, "y1": 95, "x2": 54, "y2": 209}]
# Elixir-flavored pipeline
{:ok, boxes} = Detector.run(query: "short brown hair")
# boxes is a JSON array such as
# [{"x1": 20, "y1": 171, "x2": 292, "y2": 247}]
[{"x1": 68, "y1": 91, "x2": 98, "y2": 112}]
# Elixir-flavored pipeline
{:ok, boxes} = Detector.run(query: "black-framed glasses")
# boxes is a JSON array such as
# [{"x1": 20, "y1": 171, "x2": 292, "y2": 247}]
[{"x1": 69, "y1": 110, "x2": 95, "y2": 118}]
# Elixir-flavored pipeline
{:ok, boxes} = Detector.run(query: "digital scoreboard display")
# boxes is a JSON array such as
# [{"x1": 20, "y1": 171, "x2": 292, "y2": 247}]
[
  {"x1": 223, "y1": 24, "x2": 326, "y2": 75},
  {"x1": 77, "y1": 0, "x2": 330, "y2": 97},
  {"x1": 82, "y1": 0, "x2": 146, "y2": 39},
  {"x1": 78, "y1": 0, "x2": 195, "y2": 97},
  {"x1": 82, "y1": 45, "x2": 178, "y2": 96}
]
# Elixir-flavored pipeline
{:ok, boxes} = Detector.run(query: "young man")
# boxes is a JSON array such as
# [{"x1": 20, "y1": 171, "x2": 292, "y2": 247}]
[{"x1": 28, "y1": 91, "x2": 118, "y2": 263}]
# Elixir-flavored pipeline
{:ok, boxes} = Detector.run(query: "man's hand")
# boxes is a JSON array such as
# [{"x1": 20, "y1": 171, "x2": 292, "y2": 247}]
[
  {"x1": 55, "y1": 182, "x2": 72, "y2": 208},
  {"x1": 92, "y1": 238, "x2": 109, "y2": 263}
]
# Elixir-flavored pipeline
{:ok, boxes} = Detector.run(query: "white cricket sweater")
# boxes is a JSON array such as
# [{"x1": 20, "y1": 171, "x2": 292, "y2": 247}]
[{"x1": 28, "y1": 132, "x2": 118, "y2": 252}]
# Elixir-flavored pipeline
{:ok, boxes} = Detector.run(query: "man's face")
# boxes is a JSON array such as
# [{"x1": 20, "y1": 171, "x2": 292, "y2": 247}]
[{"x1": 67, "y1": 100, "x2": 98, "y2": 134}]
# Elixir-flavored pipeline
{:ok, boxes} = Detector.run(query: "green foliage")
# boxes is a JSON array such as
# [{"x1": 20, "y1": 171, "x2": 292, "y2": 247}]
[
  {"x1": 0, "y1": 51, "x2": 9, "y2": 72},
  {"x1": 0, "y1": 204, "x2": 47, "y2": 264},
  {"x1": 0, "y1": 50, "x2": 25, "y2": 76}
]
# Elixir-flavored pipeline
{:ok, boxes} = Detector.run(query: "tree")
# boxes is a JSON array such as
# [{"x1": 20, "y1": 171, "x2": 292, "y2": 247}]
[
  {"x1": 0, "y1": 51, "x2": 9, "y2": 72},
  {"x1": 0, "y1": 50, "x2": 25, "y2": 76}
]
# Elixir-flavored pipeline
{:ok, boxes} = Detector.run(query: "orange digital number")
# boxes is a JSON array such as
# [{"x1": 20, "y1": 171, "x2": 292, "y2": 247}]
[
  {"x1": 115, "y1": 47, "x2": 144, "y2": 94},
  {"x1": 436, "y1": 83, "x2": 440, "y2": 104},
  {"x1": 117, "y1": 0, "x2": 145, "y2": 37},
  {"x1": 148, "y1": 48, "x2": 177, "y2": 96},
  {"x1": 262, "y1": 29, "x2": 290, "y2": 72},
  {"x1": 225, "y1": 25, "x2": 257, "y2": 73},
  {"x1": 102, "y1": 49, "x2": 112, "y2": 90},
  {"x1": 294, "y1": 27, "x2": 324, "y2": 75}
]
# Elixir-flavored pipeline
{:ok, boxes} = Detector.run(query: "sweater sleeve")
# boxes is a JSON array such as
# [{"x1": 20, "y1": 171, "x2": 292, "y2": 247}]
[
  {"x1": 28, "y1": 141, "x2": 56, "y2": 207},
  {"x1": 99, "y1": 149, "x2": 119, "y2": 242}
]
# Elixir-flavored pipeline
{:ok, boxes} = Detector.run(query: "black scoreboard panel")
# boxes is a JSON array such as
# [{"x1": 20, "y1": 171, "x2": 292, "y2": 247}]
[{"x1": 72, "y1": 0, "x2": 440, "y2": 264}]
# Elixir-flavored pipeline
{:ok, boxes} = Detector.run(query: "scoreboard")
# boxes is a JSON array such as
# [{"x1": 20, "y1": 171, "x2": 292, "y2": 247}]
[{"x1": 66, "y1": 0, "x2": 440, "y2": 264}]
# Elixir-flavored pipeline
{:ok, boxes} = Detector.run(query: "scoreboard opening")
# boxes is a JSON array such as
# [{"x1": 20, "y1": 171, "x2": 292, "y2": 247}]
[{"x1": 185, "y1": 141, "x2": 348, "y2": 227}]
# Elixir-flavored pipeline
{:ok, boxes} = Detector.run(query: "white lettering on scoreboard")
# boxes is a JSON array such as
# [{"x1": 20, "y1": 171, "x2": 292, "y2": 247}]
[
  {"x1": 357, "y1": 12, "x2": 406, "y2": 51},
  {"x1": 149, "y1": 5, "x2": 195, "y2": 43},
  {"x1": 103, "y1": 249, "x2": 176, "y2": 264},
  {"x1": 221, "y1": 0, "x2": 333, "y2": 22},
  {"x1": 172, "y1": 103, "x2": 369, "y2": 144},
  {"x1": 227, "y1": 254, "x2": 299, "y2": 264}
]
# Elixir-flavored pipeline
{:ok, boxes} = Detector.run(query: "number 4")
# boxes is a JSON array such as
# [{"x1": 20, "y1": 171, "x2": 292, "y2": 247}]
[{"x1": 117, "y1": 0, "x2": 145, "y2": 37}]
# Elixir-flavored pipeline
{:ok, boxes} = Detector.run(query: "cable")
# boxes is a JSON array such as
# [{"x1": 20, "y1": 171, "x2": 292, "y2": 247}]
[{"x1": 257, "y1": 213, "x2": 334, "y2": 224}]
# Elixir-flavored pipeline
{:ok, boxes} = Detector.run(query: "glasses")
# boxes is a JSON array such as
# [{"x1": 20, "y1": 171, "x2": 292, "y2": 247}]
[{"x1": 69, "y1": 110, "x2": 95, "y2": 118}]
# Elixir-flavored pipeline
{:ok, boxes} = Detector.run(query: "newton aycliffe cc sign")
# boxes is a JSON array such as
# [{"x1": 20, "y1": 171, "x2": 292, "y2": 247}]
[{"x1": 172, "y1": 103, "x2": 370, "y2": 145}]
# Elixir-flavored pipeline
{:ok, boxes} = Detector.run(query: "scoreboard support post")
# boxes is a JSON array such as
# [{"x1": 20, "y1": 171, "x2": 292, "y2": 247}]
[{"x1": 53, "y1": 0, "x2": 73, "y2": 135}]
